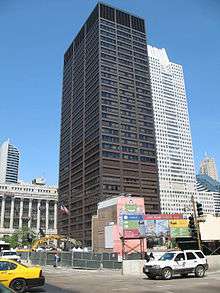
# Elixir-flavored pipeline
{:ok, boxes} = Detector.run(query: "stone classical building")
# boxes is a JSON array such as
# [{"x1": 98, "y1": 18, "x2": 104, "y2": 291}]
[{"x1": 0, "y1": 180, "x2": 58, "y2": 238}]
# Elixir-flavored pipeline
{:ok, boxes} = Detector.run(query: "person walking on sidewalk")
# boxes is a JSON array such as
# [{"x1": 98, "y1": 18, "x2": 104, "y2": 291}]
[{"x1": 54, "y1": 252, "x2": 60, "y2": 268}]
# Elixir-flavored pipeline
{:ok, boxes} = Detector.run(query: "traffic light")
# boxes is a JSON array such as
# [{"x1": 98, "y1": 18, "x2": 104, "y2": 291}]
[
  {"x1": 188, "y1": 215, "x2": 197, "y2": 238},
  {"x1": 196, "y1": 202, "x2": 203, "y2": 217}
]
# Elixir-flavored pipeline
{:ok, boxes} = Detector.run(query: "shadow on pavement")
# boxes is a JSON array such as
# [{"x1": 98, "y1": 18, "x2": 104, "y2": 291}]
[
  {"x1": 28, "y1": 284, "x2": 80, "y2": 293},
  {"x1": 143, "y1": 274, "x2": 204, "y2": 281}
]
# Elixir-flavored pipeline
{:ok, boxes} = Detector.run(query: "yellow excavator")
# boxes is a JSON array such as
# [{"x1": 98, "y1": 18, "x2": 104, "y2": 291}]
[{"x1": 31, "y1": 234, "x2": 81, "y2": 251}]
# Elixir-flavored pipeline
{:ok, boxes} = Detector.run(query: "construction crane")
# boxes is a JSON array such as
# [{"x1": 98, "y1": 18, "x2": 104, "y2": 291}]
[{"x1": 31, "y1": 234, "x2": 81, "y2": 251}]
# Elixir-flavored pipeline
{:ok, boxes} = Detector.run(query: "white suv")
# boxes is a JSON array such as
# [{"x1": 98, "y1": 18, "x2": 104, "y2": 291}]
[
  {"x1": 143, "y1": 250, "x2": 208, "y2": 280},
  {"x1": 0, "y1": 250, "x2": 21, "y2": 262}
]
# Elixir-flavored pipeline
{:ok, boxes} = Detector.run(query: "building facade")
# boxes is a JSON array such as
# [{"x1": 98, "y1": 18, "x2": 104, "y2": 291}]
[
  {"x1": 92, "y1": 196, "x2": 146, "y2": 254},
  {"x1": 196, "y1": 180, "x2": 215, "y2": 215},
  {"x1": 197, "y1": 174, "x2": 220, "y2": 215},
  {"x1": 0, "y1": 181, "x2": 58, "y2": 238},
  {"x1": 59, "y1": 3, "x2": 160, "y2": 245},
  {"x1": 0, "y1": 140, "x2": 19, "y2": 184},
  {"x1": 200, "y1": 155, "x2": 218, "y2": 181},
  {"x1": 148, "y1": 46, "x2": 197, "y2": 214}
]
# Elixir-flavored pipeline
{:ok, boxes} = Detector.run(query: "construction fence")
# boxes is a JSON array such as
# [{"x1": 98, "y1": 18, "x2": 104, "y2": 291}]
[{"x1": 19, "y1": 251, "x2": 123, "y2": 270}]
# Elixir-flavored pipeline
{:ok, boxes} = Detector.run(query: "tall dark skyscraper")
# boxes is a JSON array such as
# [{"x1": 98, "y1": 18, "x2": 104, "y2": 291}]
[{"x1": 58, "y1": 3, "x2": 160, "y2": 245}]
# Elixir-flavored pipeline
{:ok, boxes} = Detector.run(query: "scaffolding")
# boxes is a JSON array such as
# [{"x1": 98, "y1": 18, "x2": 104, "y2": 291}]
[{"x1": 120, "y1": 236, "x2": 146, "y2": 260}]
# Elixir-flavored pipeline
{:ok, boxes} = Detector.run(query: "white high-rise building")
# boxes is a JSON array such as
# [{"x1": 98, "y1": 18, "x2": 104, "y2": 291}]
[
  {"x1": 0, "y1": 139, "x2": 20, "y2": 184},
  {"x1": 148, "y1": 45, "x2": 197, "y2": 214}
]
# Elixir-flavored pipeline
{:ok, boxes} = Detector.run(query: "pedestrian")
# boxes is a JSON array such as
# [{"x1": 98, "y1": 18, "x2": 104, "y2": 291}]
[
  {"x1": 144, "y1": 252, "x2": 150, "y2": 262},
  {"x1": 54, "y1": 253, "x2": 60, "y2": 268},
  {"x1": 149, "y1": 252, "x2": 155, "y2": 260}
]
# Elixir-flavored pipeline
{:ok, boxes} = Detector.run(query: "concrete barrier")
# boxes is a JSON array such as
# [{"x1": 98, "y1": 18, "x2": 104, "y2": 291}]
[
  {"x1": 207, "y1": 255, "x2": 220, "y2": 272},
  {"x1": 122, "y1": 260, "x2": 145, "y2": 275}
]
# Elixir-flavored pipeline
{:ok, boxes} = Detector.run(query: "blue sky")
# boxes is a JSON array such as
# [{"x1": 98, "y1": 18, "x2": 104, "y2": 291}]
[{"x1": 0, "y1": 0, "x2": 219, "y2": 185}]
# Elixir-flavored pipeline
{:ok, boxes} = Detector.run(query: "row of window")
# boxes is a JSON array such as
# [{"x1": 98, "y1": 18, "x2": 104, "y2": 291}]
[
  {"x1": 101, "y1": 46, "x2": 147, "y2": 62},
  {"x1": 102, "y1": 102, "x2": 152, "y2": 114},
  {"x1": 102, "y1": 143, "x2": 155, "y2": 154},
  {"x1": 99, "y1": 19, "x2": 146, "y2": 38},
  {"x1": 102, "y1": 150, "x2": 155, "y2": 162},
  {"x1": 100, "y1": 24, "x2": 146, "y2": 43},
  {"x1": 102, "y1": 126, "x2": 154, "y2": 138},
  {"x1": 101, "y1": 91, "x2": 151, "y2": 106},
  {"x1": 101, "y1": 54, "x2": 148, "y2": 70},
  {"x1": 100, "y1": 35, "x2": 147, "y2": 54},
  {"x1": 100, "y1": 30, "x2": 146, "y2": 47}
]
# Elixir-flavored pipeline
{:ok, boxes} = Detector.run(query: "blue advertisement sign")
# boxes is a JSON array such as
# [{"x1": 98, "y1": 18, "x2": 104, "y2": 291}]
[{"x1": 122, "y1": 214, "x2": 144, "y2": 221}]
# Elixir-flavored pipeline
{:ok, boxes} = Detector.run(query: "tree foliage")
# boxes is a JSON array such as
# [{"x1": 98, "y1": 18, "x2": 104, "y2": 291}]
[{"x1": 3, "y1": 227, "x2": 37, "y2": 248}]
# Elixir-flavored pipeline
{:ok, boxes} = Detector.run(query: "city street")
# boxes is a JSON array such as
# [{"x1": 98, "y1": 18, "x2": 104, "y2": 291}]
[{"x1": 28, "y1": 267, "x2": 220, "y2": 293}]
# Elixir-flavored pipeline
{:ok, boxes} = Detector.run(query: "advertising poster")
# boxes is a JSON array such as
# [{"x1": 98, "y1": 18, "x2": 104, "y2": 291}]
[
  {"x1": 169, "y1": 219, "x2": 189, "y2": 228},
  {"x1": 156, "y1": 219, "x2": 170, "y2": 236},
  {"x1": 169, "y1": 219, "x2": 190, "y2": 238},
  {"x1": 144, "y1": 215, "x2": 187, "y2": 238},
  {"x1": 145, "y1": 219, "x2": 169, "y2": 237},
  {"x1": 117, "y1": 197, "x2": 145, "y2": 239},
  {"x1": 122, "y1": 214, "x2": 144, "y2": 238},
  {"x1": 145, "y1": 214, "x2": 183, "y2": 220},
  {"x1": 113, "y1": 196, "x2": 146, "y2": 256},
  {"x1": 145, "y1": 220, "x2": 157, "y2": 237},
  {"x1": 170, "y1": 227, "x2": 190, "y2": 238}
]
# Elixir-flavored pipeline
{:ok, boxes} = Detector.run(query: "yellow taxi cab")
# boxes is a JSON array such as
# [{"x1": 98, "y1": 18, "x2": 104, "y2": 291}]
[{"x1": 0, "y1": 258, "x2": 45, "y2": 292}]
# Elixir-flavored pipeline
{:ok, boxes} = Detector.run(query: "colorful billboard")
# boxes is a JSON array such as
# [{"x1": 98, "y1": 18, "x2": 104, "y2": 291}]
[
  {"x1": 144, "y1": 214, "x2": 183, "y2": 220},
  {"x1": 170, "y1": 227, "x2": 190, "y2": 238},
  {"x1": 117, "y1": 197, "x2": 145, "y2": 239},
  {"x1": 169, "y1": 219, "x2": 190, "y2": 238},
  {"x1": 144, "y1": 216, "x2": 190, "y2": 238},
  {"x1": 145, "y1": 219, "x2": 170, "y2": 237},
  {"x1": 169, "y1": 219, "x2": 189, "y2": 228}
]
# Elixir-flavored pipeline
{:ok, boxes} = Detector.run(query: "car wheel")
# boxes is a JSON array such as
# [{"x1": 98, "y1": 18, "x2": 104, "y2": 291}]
[
  {"x1": 10, "y1": 279, "x2": 26, "y2": 293},
  {"x1": 195, "y1": 265, "x2": 205, "y2": 278},
  {"x1": 162, "y1": 267, "x2": 173, "y2": 280},
  {"x1": 147, "y1": 274, "x2": 157, "y2": 280}
]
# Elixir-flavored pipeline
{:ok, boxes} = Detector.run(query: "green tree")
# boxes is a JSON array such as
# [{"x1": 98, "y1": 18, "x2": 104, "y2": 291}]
[{"x1": 3, "y1": 228, "x2": 37, "y2": 248}]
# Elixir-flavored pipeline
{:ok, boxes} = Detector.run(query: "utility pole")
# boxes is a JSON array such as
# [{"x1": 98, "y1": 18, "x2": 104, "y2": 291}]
[{"x1": 191, "y1": 195, "x2": 202, "y2": 250}]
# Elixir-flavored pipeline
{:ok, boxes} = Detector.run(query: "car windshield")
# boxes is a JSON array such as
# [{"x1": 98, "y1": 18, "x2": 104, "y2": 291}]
[
  {"x1": 159, "y1": 253, "x2": 175, "y2": 261},
  {"x1": 3, "y1": 252, "x2": 17, "y2": 256}
]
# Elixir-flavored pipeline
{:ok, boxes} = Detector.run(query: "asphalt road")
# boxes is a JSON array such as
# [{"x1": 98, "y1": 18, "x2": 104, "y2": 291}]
[{"x1": 28, "y1": 267, "x2": 220, "y2": 293}]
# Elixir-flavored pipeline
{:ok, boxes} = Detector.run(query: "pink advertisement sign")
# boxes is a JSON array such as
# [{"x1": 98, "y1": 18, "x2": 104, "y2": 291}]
[
  {"x1": 144, "y1": 213, "x2": 183, "y2": 220},
  {"x1": 117, "y1": 196, "x2": 145, "y2": 238},
  {"x1": 112, "y1": 196, "x2": 146, "y2": 255}
]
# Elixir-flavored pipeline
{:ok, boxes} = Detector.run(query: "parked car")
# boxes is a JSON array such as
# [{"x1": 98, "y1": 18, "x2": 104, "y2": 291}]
[
  {"x1": 0, "y1": 251, "x2": 21, "y2": 263},
  {"x1": 143, "y1": 250, "x2": 208, "y2": 280},
  {"x1": 0, "y1": 258, "x2": 45, "y2": 292}
]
